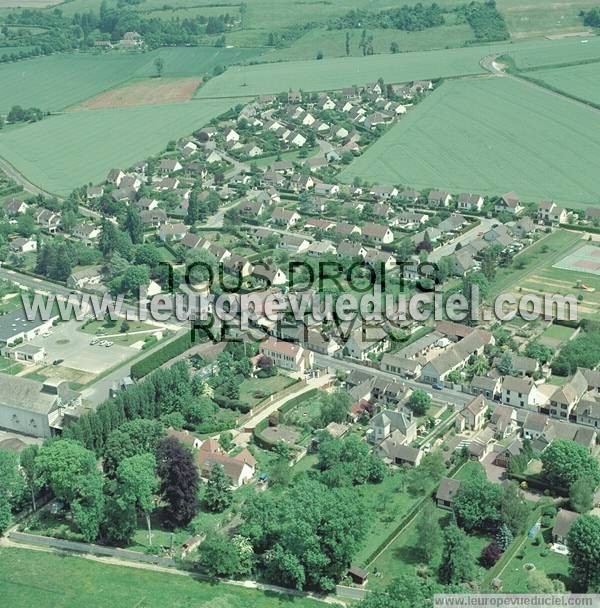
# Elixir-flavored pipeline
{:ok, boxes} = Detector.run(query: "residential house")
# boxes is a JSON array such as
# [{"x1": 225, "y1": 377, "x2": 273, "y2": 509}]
[
  {"x1": 428, "y1": 190, "x2": 452, "y2": 207},
  {"x1": 380, "y1": 353, "x2": 422, "y2": 379},
  {"x1": 370, "y1": 409, "x2": 417, "y2": 445},
  {"x1": 158, "y1": 159, "x2": 182, "y2": 174},
  {"x1": 67, "y1": 266, "x2": 103, "y2": 289},
  {"x1": 259, "y1": 337, "x2": 314, "y2": 373},
  {"x1": 420, "y1": 330, "x2": 493, "y2": 384},
  {"x1": 501, "y1": 375, "x2": 544, "y2": 410},
  {"x1": 547, "y1": 370, "x2": 588, "y2": 419},
  {"x1": 271, "y1": 208, "x2": 301, "y2": 229},
  {"x1": 159, "y1": 222, "x2": 187, "y2": 242},
  {"x1": 455, "y1": 395, "x2": 488, "y2": 432},
  {"x1": 458, "y1": 193, "x2": 484, "y2": 212},
  {"x1": 343, "y1": 325, "x2": 389, "y2": 361},
  {"x1": 470, "y1": 375, "x2": 501, "y2": 400},
  {"x1": 436, "y1": 478, "x2": 461, "y2": 509},
  {"x1": 495, "y1": 192, "x2": 523, "y2": 215},
  {"x1": 552, "y1": 509, "x2": 579, "y2": 545},
  {"x1": 72, "y1": 223, "x2": 100, "y2": 244},
  {"x1": 490, "y1": 404, "x2": 518, "y2": 439},
  {"x1": 9, "y1": 237, "x2": 37, "y2": 254},
  {"x1": 362, "y1": 222, "x2": 393, "y2": 245},
  {"x1": 538, "y1": 200, "x2": 567, "y2": 225},
  {"x1": 196, "y1": 438, "x2": 256, "y2": 488},
  {"x1": 140, "y1": 209, "x2": 168, "y2": 228},
  {"x1": 279, "y1": 234, "x2": 310, "y2": 254}
]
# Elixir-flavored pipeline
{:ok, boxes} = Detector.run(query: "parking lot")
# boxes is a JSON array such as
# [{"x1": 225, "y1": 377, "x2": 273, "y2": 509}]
[{"x1": 30, "y1": 320, "x2": 134, "y2": 374}]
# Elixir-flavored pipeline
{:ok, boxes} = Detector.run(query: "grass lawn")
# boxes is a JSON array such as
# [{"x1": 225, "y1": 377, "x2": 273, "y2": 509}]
[
  {"x1": 340, "y1": 76, "x2": 600, "y2": 207},
  {"x1": 238, "y1": 374, "x2": 296, "y2": 408},
  {"x1": 367, "y1": 503, "x2": 490, "y2": 590},
  {"x1": 488, "y1": 230, "x2": 583, "y2": 298},
  {"x1": 0, "y1": 547, "x2": 325, "y2": 608},
  {"x1": 0, "y1": 100, "x2": 232, "y2": 195},
  {"x1": 80, "y1": 319, "x2": 162, "y2": 346},
  {"x1": 0, "y1": 293, "x2": 24, "y2": 314},
  {"x1": 541, "y1": 323, "x2": 576, "y2": 342},
  {"x1": 500, "y1": 527, "x2": 570, "y2": 592},
  {"x1": 0, "y1": 355, "x2": 24, "y2": 375},
  {"x1": 353, "y1": 471, "x2": 432, "y2": 565}
]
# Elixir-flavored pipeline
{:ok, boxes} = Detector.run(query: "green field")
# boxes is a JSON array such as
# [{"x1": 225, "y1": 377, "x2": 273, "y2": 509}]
[
  {"x1": 0, "y1": 100, "x2": 232, "y2": 194},
  {"x1": 0, "y1": 547, "x2": 324, "y2": 608},
  {"x1": 339, "y1": 76, "x2": 600, "y2": 206},
  {"x1": 268, "y1": 24, "x2": 474, "y2": 62},
  {"x1": 531, "y1": 61, "x2": 600, "y2": 105},
  {"x1": 0, "y1": 47, "x2": 264, "y2": 112},
  {"x1": 497, "y1": 0, "x2": 599, "y2": 38},
  {"x1": 505, "y1": 34, "x2": 600, "y2": 69}
]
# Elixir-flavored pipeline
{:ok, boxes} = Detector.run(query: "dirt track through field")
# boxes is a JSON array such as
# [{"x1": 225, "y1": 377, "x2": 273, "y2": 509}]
[{"x1": 71, "y1": 77, "x2": 202, "y2": 110}]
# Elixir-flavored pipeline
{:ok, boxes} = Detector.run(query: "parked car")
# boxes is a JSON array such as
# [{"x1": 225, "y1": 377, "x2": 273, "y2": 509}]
[
  {"x1": 52, "y1": 358, "x2": 64, "y2": 366},
  {"x1": 432, "y1": 382, "x2": 444, "y2": 390}
]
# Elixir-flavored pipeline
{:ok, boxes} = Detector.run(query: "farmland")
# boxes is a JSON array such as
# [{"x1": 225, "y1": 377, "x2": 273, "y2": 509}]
[
  {"x1": 339, "y1": 76, "x2": 600, "y2": 207},
  {"x1": 497, "y1": 0, "x2": 599, "y2": 38},
  {"x1": 0, "y1": 100, "x2": 233, "y2": 195},
  {"x1": 267, "y1": 24, "x2": 475, "y2": 62},
  {"x1": 0, "y1": 46, "x2": 264, "y2": 112},
  {"x1": 0, "y1": 547, "x2": 324, "y2": 608},
  {"x1": 528, "y1": 61, "x2": 600, "y2": 106}
]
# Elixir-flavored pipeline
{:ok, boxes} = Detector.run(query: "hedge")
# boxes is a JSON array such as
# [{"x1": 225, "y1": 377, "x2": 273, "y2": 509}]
[
  {"x1": 506, "y1": 472, "x2": 569, "y2": 497},
  {"x1": 130, "y1": 330, "x2": 206, "y2": 379}
]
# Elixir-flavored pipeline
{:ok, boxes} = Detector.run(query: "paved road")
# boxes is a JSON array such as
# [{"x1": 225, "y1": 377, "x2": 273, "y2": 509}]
[
  {"x1": 429, "y1": 217, "x2": 496, "y2": 262},
  {"x1": 314, "y1": 352, "x2": 472, "y2": 408}
]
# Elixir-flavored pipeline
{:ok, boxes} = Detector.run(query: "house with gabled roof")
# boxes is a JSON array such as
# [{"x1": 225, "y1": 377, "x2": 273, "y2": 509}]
[
  {"x1": 458, "y1": 193, "x2": 484, "y2": 211},
  {"x1": 362, "y1": 222, "x2": 393, "y2": 245},
  {"x1": 548, "y1": 369, "x2": 588, "y2": 419},
  {"x1": 428, "y1": 190, "x2": 452, "y2": 207},
  {"x1": 436, "y1": 477, "x2": 461, "y2": 509},
  {"x1": 271, "y1": 208, "x2": 301, "y2": 229},
  {"x1": 495, "y1": 192, "x2": 523, "y2": 215},
  {"x1": 259, "y1": 337, "x2": 313, "y2": 373},
  {"x1": 455, "y1": 394, "x2": 488, "y2": 432},
  {"x1": 501, "y1": 375, "x2": 544, "y2": 410}
]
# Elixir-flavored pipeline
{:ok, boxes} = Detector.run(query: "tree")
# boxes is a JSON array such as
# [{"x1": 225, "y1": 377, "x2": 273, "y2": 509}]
[
  {"x1": 496, "y1": 352, "x2": 515, "y2": 376},
  {"x1": 541, "y1": 439, "x2": 600, "y2": 490},
  {"x1": 154, "y1": 56, "x2": 164, "y2": 77},
  {"x1": 115, "y1": 454, "x2": 158, "y2": 546},
  {"x1": 204, "y1": 463, "x2": 232, "y2": 513},
  {"x1": 35, "y1": 439, "x2": 104, "y2": 541},
  {"x1": 407, "y1": 389, "x2": 431, "y2": 416},
  {"x1": 500, "y1": 482, "x2": 529, "y2": 535},
  {"x1": 390, "y1": 41, "x2": 399, "y2": 53},
  {"x1": 123, "y1": 206, "x2": 144, "y2": 244},
  {"x1": 570, "y1": 477, "x2": 594, "y2": 513},
  {"x1": 495, "y1": 523, "x2": 514, "y2": 552},
  {"x1": 0, "y1": 449, "x2": 25, "y2": 533},
  {"x1": 156, "y1": 437, "x2": 199, "y2": 527},
  {"x1": 480, "y1": 541, "x2": 502, "y2": 567},
  {"x1": 527, "y1": 569, "x2": 565, "y2": 593},
  {"x1": 345, "y1": 31, "x2": 351, "y2": 56},
  {"x1": 453, "y1": 470, "x2": 501, "y2": 532},
  {"x1": 415, "y1": 500, "x2": 441, "y2": 563},
  {"x1": 525, "y1": 341, "x2": 553, "y2": 365},
  {"x1": 567, "y1": 514, "x2": 600, "y2": 591},
  {"x1": 439, "y1": 519, "x2": 475, "y2": 584},
  {"x1": 219, "y1": 431, "x2": 234, "y2": 452},
  {"x1": 319, "y1": 389, "x2": 352, "y2": 426},
  {"x1": 19, "y1": 444, "x2": 39, "y2": 511},
  {"x1": 197, "y1": 530, "x2": 254, "y2": 578}
]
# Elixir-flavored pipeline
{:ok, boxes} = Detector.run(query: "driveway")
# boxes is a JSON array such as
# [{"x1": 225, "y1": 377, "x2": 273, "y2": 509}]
[
  {"x1": 30, "y1": 320, "x2": 133, "y2": 374},
  {"x1": 481, "y1": 451, "x2": 541, "y2": 502}
]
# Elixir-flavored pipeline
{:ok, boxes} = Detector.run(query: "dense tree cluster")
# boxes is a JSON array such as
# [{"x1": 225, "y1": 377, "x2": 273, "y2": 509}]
[
  {"x1": 541, "y1": 439, "x2": 600, "y2": 490},
  {"x1": 458, "y1": 0, "x2": 509, "y2": 42},
  {"x1": 329, "y1": 4, "x2": 446, "y2": 32},
  {"x1": 551, "y1": 322, "x2": 600, "y2": 375}
]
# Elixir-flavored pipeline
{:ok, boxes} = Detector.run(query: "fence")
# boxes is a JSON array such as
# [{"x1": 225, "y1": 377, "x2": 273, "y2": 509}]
[
  {"x1": 335, "y1": 585, "x2": 369, "y2": 601},
  {"x1": 9, "y1": 531, "x2": 177, "y2": 568}
]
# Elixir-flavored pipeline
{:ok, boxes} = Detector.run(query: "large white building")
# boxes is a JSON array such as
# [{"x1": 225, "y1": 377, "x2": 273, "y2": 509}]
[{"x1": 0, "y1": 376, "x2": 81, "y2": 438}]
